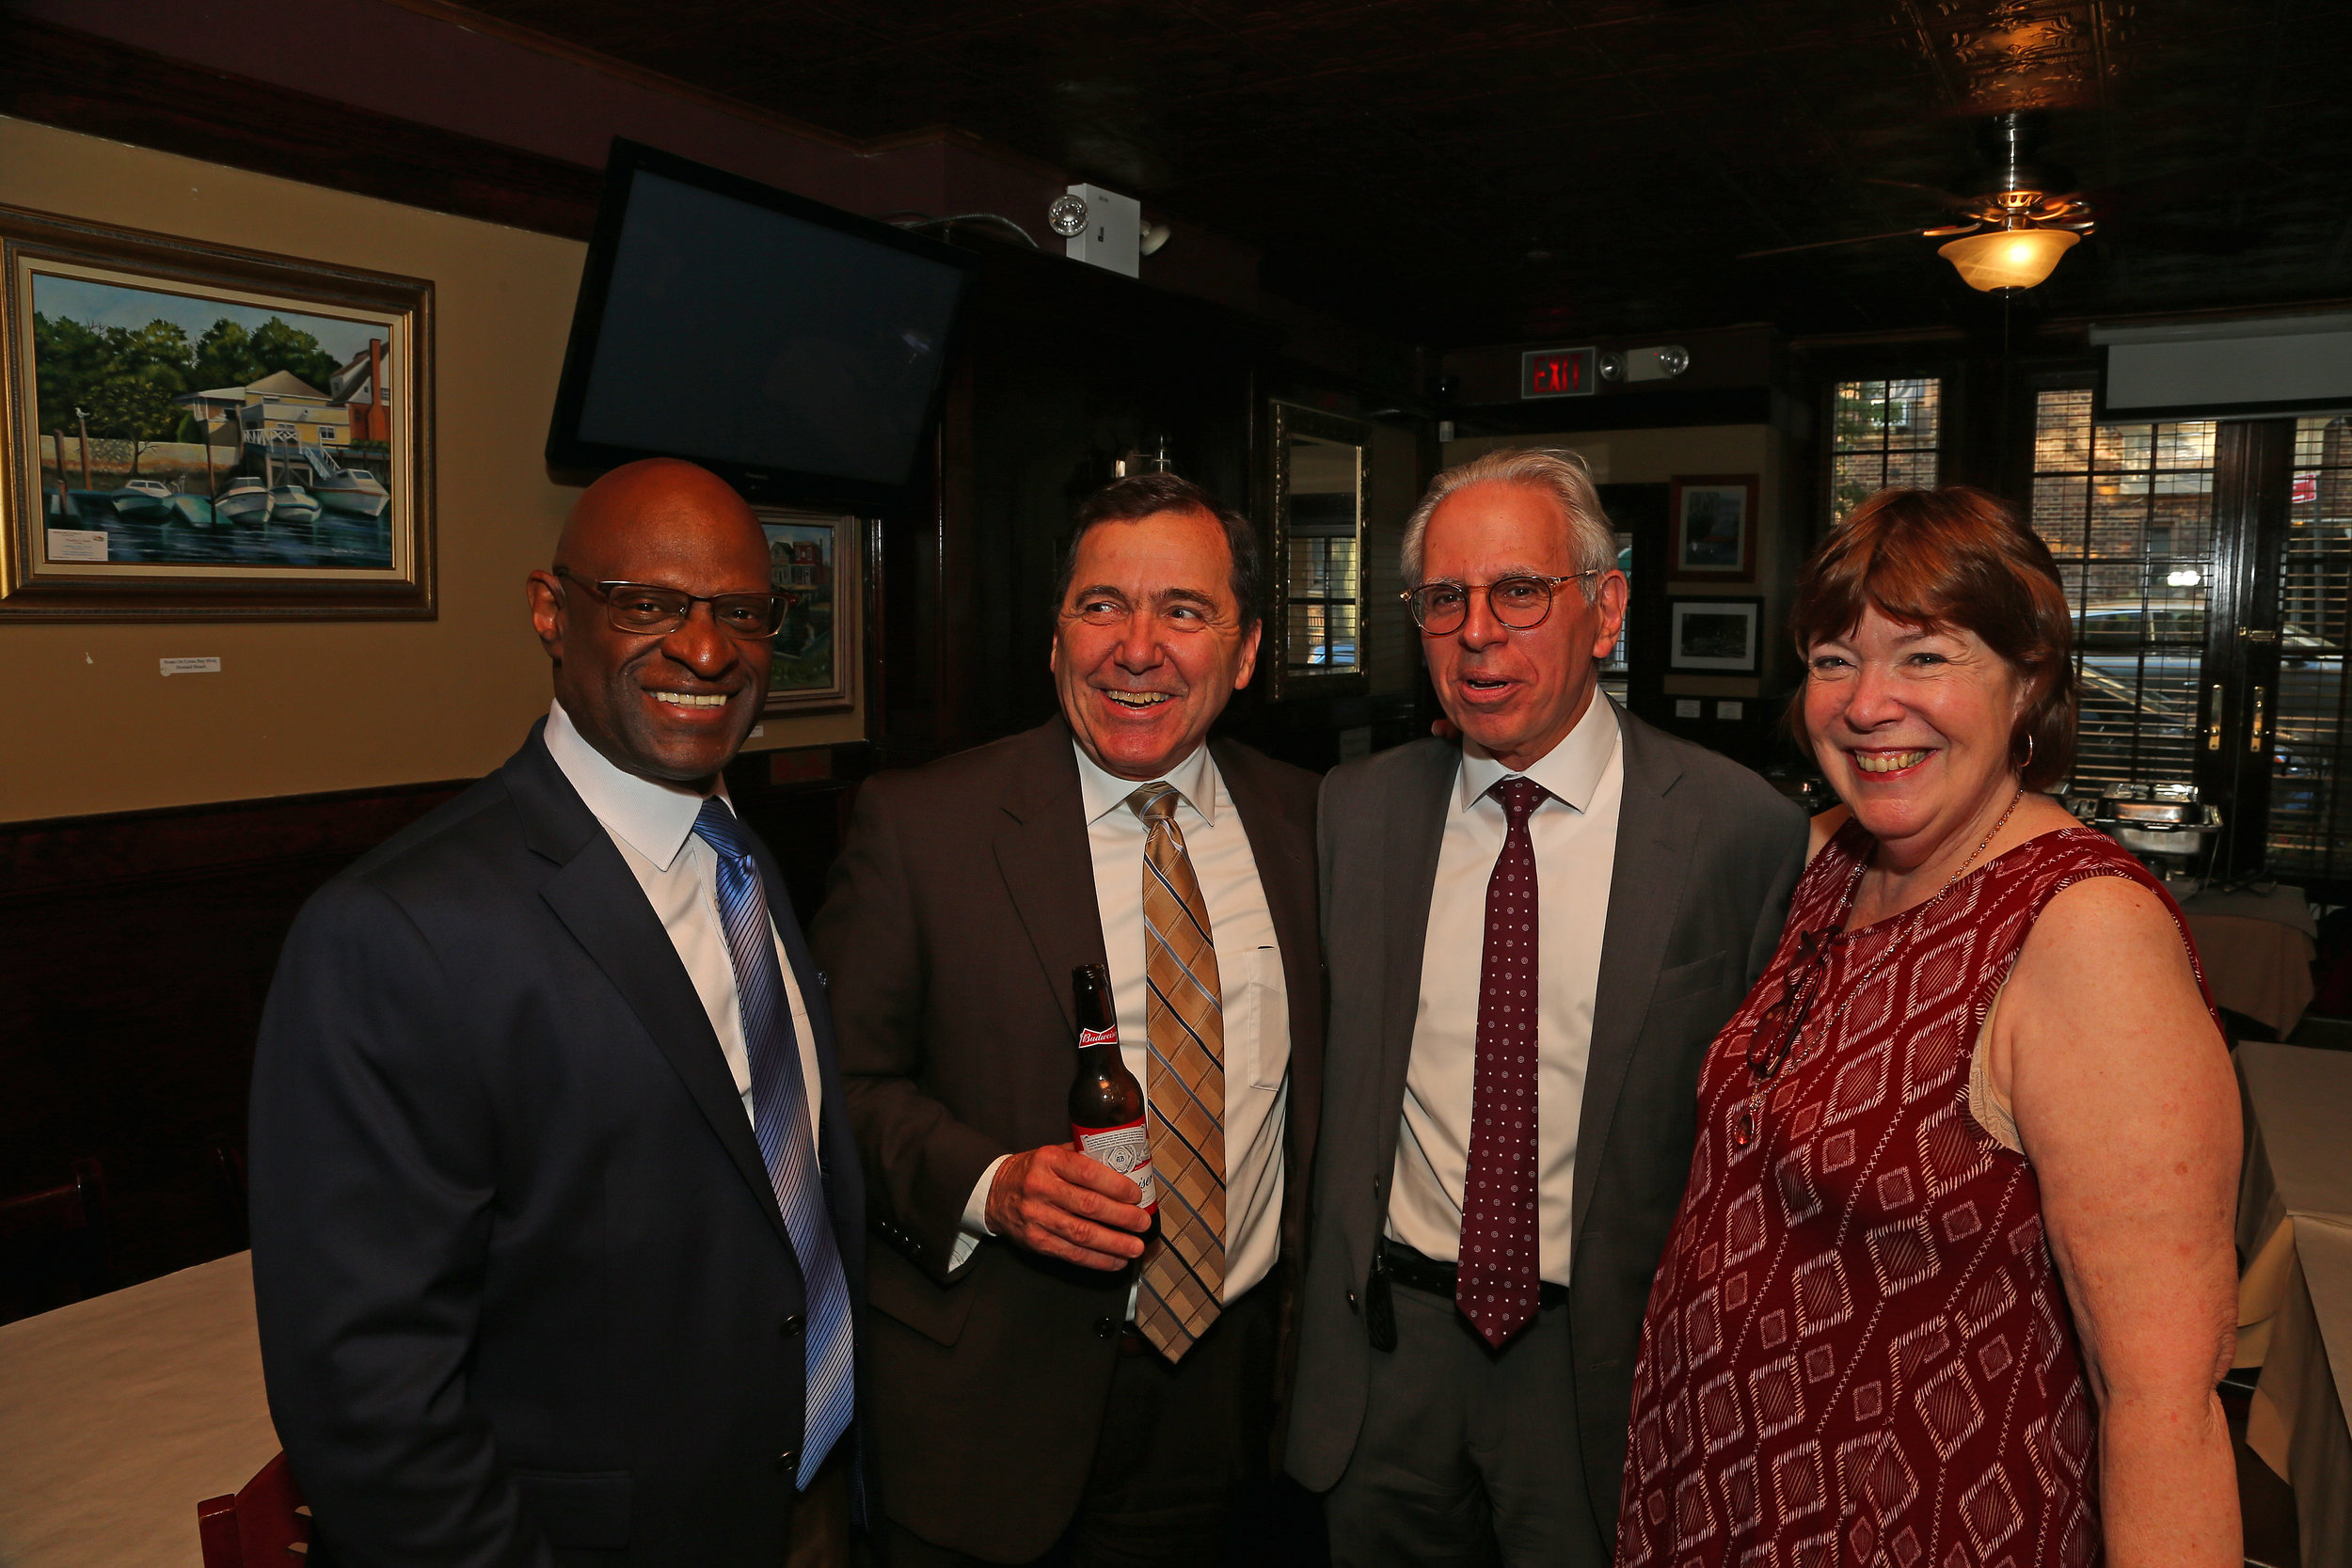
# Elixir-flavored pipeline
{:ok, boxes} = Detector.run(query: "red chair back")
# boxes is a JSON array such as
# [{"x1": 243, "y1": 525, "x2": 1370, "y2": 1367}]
[
  {"x1": 0, "y1": 1158, "x2": 110, "y2": 1315},
  {"x1": 196, "y1": 1449, "x2": 312, "y2": 1566}
]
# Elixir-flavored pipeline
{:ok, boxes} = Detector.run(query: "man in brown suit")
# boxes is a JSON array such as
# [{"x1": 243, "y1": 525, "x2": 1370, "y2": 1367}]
[{"x1": 812, "y1": 473, "x2": 1321, "y2": 1566}]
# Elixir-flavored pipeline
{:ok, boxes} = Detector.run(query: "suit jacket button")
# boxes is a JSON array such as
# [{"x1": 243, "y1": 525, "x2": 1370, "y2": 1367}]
[
  {"x1": 1346, "y1": 1290, "x2": 1359, "y2": 1312},
  {"x1": 775, "y1": 1449, "x2": 799, "y2": 1473},
  {"x1": 1094, "y1": 1316, "x2": 1117, "y2": 1338},
  {"x1": 782, "y1": 1313, "x2": 804, "y2": 1336}
]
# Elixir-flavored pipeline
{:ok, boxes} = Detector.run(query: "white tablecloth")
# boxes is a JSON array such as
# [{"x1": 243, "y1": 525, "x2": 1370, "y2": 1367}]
[
  {"x1": 0, "y1": 1254, "x2": 278, "y2": 1568},
  {"x1": 2233, "y1": 1042, "x2": 2352, "y2": 1568},
  {"x1": 2189, "y1": 913, "x2": 2318, "y2": 1037}
]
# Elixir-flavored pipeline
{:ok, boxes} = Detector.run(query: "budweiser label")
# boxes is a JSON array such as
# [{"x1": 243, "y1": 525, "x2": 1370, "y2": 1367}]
[
  {"x1": 1080, "y1": 1024, "x2": 1118, "y2": 1049},
  {"x1": 1072, "y1": 1115, "x2": 1157, "y2": 1212}
]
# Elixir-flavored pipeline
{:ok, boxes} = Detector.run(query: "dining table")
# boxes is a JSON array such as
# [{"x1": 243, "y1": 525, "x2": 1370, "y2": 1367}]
[
  {"x1": 2181, "y1": 881, "x2": 2318, "y2": 1038},
  {"x1": 2234, "y1": 1040, "x2": 2352, "y2": 1568},
  {"x1": 0, "y1": 1252, "x2": 278, "y2": 1568}
]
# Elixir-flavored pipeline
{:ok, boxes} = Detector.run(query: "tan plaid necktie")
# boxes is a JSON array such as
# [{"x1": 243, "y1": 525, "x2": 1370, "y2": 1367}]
[{"x1": 1127, "y1": 782, "x2": 1226, "y2": 1360}]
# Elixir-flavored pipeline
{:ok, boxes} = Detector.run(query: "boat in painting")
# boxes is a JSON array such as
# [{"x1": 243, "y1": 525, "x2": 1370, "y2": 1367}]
[
  {"x1": 309, "y1": 462, "x2": 390, "y2": 518},
  {"x1": 111, "y1": 478, "x2": 172, "y2": 520},
  {"x1": 67, "y1": 490, "x2": 123, "y2": 518},
  {"x1": 215, "y1": 476, "x2": 274, "y2": 526},
  {"x1": 269, "y1": 484, "x2": 322, "y2": 526},
  {"x1": 167, "y1": 493, "x2": 219, "y2": 527}
]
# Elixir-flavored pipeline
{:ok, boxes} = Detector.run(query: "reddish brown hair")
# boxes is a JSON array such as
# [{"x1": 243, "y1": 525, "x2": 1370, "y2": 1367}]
[{"x1": 1788, "y1": 485, "x2": 2076, "y2": 791}]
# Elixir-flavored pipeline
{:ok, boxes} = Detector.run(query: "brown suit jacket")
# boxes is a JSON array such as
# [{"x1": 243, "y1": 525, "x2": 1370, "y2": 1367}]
[{"x1": 811, "y1": 717, "x2": 1322, "y2": 1559}]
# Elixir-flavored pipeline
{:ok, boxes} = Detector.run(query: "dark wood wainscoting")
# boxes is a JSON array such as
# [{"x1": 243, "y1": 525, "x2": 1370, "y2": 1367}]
[
  {"x1": 0, "y1": 749, "x2": 870, "y2": 1323},
  {"x1": 0, "y1": 782, "x2": 468, "y2": 1321}
]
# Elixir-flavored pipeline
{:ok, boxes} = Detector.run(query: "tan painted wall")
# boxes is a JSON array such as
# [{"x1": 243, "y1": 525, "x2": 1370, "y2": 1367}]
[{"x1": 0, "y1": 117, "x2": 862, "y2": 824}]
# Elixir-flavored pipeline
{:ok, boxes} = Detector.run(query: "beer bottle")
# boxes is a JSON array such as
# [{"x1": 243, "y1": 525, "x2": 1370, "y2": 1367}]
[{"x1": 1069, "y1": 963, "x2": 1156, "y2": 1214}]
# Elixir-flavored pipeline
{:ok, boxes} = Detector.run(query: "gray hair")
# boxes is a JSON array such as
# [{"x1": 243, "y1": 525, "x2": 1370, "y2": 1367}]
[{"x1": 1400, "y1": 447, "x2": 1616, "y2": 601}]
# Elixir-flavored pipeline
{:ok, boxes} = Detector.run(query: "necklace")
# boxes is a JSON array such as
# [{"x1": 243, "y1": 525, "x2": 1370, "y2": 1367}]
[{"x1": 1734, "y1": 784, "x2": 2026, "y2": 1148}]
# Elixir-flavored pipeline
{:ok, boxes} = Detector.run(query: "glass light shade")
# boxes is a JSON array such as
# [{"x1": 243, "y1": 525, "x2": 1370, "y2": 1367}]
[{"x1": 1937, "y1": 227, "x2": 2079, "y2": 292}]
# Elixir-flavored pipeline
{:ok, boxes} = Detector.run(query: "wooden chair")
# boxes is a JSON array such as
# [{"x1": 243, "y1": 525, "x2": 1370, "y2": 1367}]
[
  {"x1": 0, "y1": 1157, "x2": 110, "y2": 1316},
  {"x1": 197, "y1": 1450, "x2": 315, "y2": 1565}
]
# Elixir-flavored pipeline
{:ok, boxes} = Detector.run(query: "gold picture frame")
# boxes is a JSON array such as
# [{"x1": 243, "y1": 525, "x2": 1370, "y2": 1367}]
[
  {"x1": 755, "y1": 506, "x2": 860, "y2": 716},
  {"x1": 0, "y1": 203, "x2": 434, "y2": 620}
]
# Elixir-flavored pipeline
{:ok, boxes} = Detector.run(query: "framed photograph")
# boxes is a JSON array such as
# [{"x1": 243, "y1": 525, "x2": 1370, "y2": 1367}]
[
  {"x1": 1669, "y1": 473, "x2": 1757, "y2": 581},
  {"x1": 1667, "y1": 595, "x2": 1763, "y2": 673},
  {"x1": 1, "y1": 204, "x2": 433, "y2": 620},
  {"x1": 756, "y1": 507, "x2": 859, "y2": 715}
]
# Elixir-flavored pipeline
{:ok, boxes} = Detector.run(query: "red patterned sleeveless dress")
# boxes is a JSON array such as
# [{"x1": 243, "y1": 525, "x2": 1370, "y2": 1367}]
[{"x1": 1615, "y1": 821, "x2": 2211, "y2": 1568}]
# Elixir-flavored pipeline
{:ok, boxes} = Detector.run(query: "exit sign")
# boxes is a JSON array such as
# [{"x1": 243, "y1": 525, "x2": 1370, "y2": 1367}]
[{"x1": 1521, "y1": 346, "x2": 1597, "y2": 400}]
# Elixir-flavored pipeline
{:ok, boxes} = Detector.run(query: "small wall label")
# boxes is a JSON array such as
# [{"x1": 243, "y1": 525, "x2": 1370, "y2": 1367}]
[
  {"x1": 160, "y1": 657, "x2": 222, "y2": 676},
  {"x1": 47, "y1": 529, "x2": 108, "y2": 562}
]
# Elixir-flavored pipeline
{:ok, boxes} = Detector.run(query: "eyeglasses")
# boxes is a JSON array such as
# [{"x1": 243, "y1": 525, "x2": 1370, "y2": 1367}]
[
  {"x1": 553, "y1": 565, "x2": 787, "y2": 640},
  {"x1": 1746, "y1": 928, "x2": 1837, "y2": 1084},
  {"x1": 1401, "y1": 572, "x2": 1598, "y2": 635}
]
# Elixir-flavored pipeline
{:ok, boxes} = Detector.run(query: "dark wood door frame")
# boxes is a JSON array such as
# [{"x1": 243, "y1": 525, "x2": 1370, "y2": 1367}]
[{"x1": 2201, "y1": 418, "x2": 2297, "y2": 878}]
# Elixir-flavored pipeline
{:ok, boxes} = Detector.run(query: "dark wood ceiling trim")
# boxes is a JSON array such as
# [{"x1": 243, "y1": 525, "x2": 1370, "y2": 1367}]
[
  {"x1": 284, "y1": 0, "x2": 1072, "y2": 182},
  {"x1": 860, "y1": 123, "x2": 1073, "y2": 187},
  {"x1": 0, "y1": 14, "x2": 603, "y2": 240},
  {"x1": 372, "y1": 0, "x2": 868, "y2": 157}
]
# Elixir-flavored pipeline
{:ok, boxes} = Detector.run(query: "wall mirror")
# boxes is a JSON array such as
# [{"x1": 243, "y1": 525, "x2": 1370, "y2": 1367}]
[{"x1": 1269, "y1": 403, "x2": 1370, "y2": 697}]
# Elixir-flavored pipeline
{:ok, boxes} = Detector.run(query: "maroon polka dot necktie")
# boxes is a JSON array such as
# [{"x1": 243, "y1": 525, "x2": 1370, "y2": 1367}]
[{"x1": 1456, "y1": 775, "x2": 1549, "y2": 1349}]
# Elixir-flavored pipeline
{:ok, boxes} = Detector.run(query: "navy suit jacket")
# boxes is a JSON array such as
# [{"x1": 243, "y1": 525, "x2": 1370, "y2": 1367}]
[{"x1": 250, "y1": 722, "x2": 865, "y2": 1567}]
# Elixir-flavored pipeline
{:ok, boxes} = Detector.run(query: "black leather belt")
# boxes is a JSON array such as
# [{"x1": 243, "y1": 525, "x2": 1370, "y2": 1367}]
[{"x1": 1383, "y1": 1238, "x2": 1569, "y2": 1310}]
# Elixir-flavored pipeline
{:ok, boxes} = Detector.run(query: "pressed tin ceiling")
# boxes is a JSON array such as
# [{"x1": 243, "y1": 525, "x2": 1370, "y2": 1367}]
[{"x1": 450, "y1": 0, "x2": 2352, "y2": 345}]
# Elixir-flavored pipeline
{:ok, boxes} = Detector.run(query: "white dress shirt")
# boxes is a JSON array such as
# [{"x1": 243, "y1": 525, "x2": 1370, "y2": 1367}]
[
  {"x1": 1386, "y1": 691, "x2": 1622, "y2": 1285},
  {"x1": 543, "y1": 701, "x2": 820, "y2": 1142},
  {"x1": 956, "y1": 739, "x2": 1290, "y2": 1309}
]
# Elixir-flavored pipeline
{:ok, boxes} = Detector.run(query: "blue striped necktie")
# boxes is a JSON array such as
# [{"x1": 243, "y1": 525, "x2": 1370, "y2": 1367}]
[{"x1": 692, "y1": 797, "x2": 853, "y2": 1489}]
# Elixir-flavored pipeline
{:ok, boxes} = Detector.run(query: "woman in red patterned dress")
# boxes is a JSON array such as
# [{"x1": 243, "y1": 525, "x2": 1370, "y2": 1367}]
[{"x1": 1616, "y1": 487, "x2": 2240, "y2": 1568}]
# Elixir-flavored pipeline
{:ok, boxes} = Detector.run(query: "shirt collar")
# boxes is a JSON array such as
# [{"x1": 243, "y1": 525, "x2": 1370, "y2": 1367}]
[
  {"x1": 1454, "y1": 689, "x2": 1621, "y2": 817},
  {"x1": 1073, "y1": 736, "x2": 1220, "y2": 829},
  {"x1": 543, "y1": 700, "x2": 726, "y2": 871}
]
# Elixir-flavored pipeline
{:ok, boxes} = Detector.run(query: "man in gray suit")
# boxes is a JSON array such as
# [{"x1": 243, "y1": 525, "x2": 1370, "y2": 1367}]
[{"x1": 1287, "y1": 448, "x2": 1806, "y2": 1566}]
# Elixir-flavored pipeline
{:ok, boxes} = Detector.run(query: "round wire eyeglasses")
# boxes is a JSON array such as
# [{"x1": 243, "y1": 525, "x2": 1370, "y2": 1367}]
[{"x1": 1400, "y1": 571, "x2": 1599, "y2": 636}]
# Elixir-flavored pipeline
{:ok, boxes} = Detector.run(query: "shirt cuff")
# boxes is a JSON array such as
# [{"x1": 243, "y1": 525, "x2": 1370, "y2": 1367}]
[{"x1": 949, "y1": 1154, "x2": 1010, "y2": 1274}]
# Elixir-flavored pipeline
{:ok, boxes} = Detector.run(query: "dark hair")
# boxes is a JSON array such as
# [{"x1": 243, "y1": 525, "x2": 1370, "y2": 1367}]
[
  {"x1": 1054, "y1": 472, "x2": 1263, "y2": 631},
  {"x1": 1788, "y1": 485, "x2": 2076, "y2": 791}
]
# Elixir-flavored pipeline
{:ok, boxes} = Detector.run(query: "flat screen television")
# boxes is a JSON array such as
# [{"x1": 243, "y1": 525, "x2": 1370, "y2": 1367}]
[{"x1": 547, "y1": 140, "x2": 977, "y2": 514}]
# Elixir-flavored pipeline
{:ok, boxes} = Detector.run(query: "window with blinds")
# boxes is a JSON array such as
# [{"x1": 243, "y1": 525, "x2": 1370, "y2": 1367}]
[
  {"x1": 1830, "y1": 379, "x2": 1941, "y2": 521},
  {"x1": 2269, "y1": 417, "x2": 2352, "y2": 879},
  {"x1": 1284, "y1": 533, "x2": 1360, "y2": 670},
  {"x1": 2028, "y1": 388, "x2": 2217, "y2": 790}
]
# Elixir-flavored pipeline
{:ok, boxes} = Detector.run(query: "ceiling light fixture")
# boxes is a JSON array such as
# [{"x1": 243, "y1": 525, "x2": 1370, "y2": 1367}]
[
  {"x1": 1927, "y1": 114, "x2": 2094, "y2": 293},
  {"x1": 1938, "y1": 221, "x2": 2081, "y2": 292}
]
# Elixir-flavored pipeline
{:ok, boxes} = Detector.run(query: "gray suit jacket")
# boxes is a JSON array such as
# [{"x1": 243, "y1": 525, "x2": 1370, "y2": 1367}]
[{"x1": 1285, "y1": 703, "x2": 1806, "y2": 1538}]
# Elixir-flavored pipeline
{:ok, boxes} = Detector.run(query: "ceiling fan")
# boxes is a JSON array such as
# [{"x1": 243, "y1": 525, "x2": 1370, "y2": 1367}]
[{"x1": 1741, "y1": 111, "x2": 2097, "y2": 292}]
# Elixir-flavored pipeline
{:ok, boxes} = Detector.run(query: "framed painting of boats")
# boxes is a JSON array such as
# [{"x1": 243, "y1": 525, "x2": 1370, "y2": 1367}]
[
  {"x1": 755, "y1": 508, "x2": 860, "y2": 715},
  {"x1": 0, "y1": 203, "x2": 433, "y2": 620}
]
